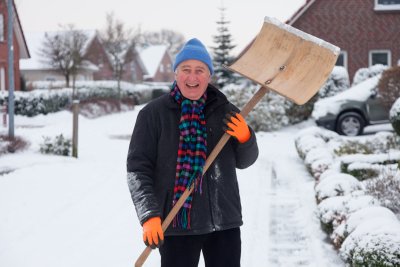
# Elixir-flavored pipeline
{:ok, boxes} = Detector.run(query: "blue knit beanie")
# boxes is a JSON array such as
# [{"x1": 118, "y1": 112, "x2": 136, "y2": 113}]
[{"x1": 173, "y1": 38, "x2": 214, "y2": 75}]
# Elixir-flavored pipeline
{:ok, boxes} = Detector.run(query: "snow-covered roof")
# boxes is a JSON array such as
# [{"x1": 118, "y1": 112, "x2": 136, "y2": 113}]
[
  {"x1": 20, "y1": 30, "x2": 97, "y2": 71},
  {"x1": 286, "y1": 0, "x2": 317, "y2": 25},
  {"x1": 139, "y1": 45, "x2": 168, "y2": 78},
  {"x1": 19, "y1": 32, "x2": 48, "y2": 70}
]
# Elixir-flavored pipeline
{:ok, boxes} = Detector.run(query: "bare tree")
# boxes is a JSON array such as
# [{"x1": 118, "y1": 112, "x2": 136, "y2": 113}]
[
  {"x1": 100, "y1": 12, "x2": 133, "y2": 105},
  {"x1": 39, "y1": 24, "x2": 88, "y2": 97},
  {"x1": 140, "y1": 29, "x2": 185, "y2": 57}
]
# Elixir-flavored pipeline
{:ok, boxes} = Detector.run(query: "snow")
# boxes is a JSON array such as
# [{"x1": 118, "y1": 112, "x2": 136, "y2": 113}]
[
  {"x1": 315, "y1": 173, "x2": 363, "y2": 202},
  {"x1": 264, "y1": 16, "x2": 340, "y2": 55},
  {"x1": 390, "y1": 97, "x2": 400, "y2": 119},
  {"x1": 333, "y1": 206, "x2": 398, "y2": 240},
  {"x1": 312, "y1": 76, "x2": 380, "y2": 119},
  {"x1": 140, "y1": 45, "x2": 168, "y2": 78},
  {"x1": 0, "y1": 107, "x2": 344, "y2": 267}
]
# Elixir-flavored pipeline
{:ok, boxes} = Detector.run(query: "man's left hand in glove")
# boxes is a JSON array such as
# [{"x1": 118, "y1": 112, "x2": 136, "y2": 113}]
[{"x1": 224, "y1": 112, "x2": 251, "y2": 143}]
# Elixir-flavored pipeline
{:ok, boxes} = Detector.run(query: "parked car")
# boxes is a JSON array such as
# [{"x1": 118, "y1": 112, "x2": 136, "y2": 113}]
[{"x1": 312, "y1": 76, "x2": 389, "y2": 136}]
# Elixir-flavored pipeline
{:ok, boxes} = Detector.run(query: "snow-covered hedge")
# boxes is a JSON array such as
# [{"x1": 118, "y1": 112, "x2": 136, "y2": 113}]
[
  {"x1": 0, "y1": 81, "x2": 168, "y2": 117},
  {"x1": 340, "y1": 151, "x2": 400, "y2": 180},
  {"x1": 294, "y1": 127, "x2": 339, "y2": 179},
  {"x1": 315, "y1": 173, "x2": 363, "y2": 203},
  {"x1": 331, "y1": 206, "x2": 398, "y2": 249},
  {"x1": 390, "y1": 97, "x2": 400, "y2": 136},
  {"x1": 352, "y1": 64, "x2": 387, "y2": 86},
  {"x1": 317, "y1": 191, "x2": 379, "y2": 233},
  {"x1": 339, "y1": 219, "x2": 400, "y2": 267},
  {"x1": 318, "y1": 66, "x2": 350, "y2": 99},
  {"x1": 296, "y1": 126, "x2": 400, "y2": 266}
]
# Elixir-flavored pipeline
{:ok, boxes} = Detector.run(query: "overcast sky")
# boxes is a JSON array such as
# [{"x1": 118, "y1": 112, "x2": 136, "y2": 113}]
[{"x1": 15, "y1": 0, "x2": 305, "y2": 55}]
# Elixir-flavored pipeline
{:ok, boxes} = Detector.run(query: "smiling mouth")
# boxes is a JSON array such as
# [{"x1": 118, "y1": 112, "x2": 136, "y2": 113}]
[{"x1": 186, "y1": 83, "x2": 199, "y2": 88}]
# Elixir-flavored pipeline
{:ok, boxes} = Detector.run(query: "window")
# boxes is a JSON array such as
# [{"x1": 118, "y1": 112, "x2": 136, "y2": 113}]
[
  {"x1": 375, "y1": 0, "x2": 400, "y2": 11},
  {"x1": 335, "y1": 51, "x2": 348, "y2": 70},
  {"x1": 369, "y1": 50, "x2": 391, "y2": 66},
  {"x1": 0, "y1": 14, "x2": 4, "y2": 42},
  {"x1": 159, "y1": 64, "x2": 164, "y2": 73}
]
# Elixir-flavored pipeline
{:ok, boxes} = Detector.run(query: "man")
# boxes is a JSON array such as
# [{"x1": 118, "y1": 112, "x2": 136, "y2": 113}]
[{"x1": 127, "y1": 38, "x2": 258, "y2": 267}]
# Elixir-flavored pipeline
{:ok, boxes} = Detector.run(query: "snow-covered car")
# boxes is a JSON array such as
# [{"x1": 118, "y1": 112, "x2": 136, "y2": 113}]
[{"x1": 312, "y1": 76, "x2": 388, "y2": 136}]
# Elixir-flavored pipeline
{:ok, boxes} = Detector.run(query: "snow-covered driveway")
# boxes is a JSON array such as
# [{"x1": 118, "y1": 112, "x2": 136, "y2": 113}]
[
  {"x1": 242, "y1": 130, "x2": 344, "y2": 266},
  {"x1": 0, "y1": 108, "x2": 343, "y2": 266}
]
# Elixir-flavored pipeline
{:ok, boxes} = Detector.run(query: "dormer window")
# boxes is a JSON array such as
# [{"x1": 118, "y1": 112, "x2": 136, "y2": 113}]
[{"x1": 375, "y1": 0, "x2": 400, "y2": 11}]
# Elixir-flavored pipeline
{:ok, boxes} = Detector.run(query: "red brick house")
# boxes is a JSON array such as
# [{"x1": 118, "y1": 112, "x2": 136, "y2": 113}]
[
  {"x1": 139, "y1": 45, "x2": 175, "y2": 83},
  {"x1": 287, "y1": 0, "x2": 400, "y2": 82},
  {"x1": 121, "y1": 46, "x2": 147, "y2": 83},
  {"x1": 82, "y1": 32, "x2": 114, "y2": 81},
  {"x1": 0, "y1": 0, "x2": 29, "y2": 91}
]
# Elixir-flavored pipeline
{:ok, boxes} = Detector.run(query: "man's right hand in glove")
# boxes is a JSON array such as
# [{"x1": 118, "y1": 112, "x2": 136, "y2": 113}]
[{"x1": 142, "y1": 217, "x2": 164, "y2": 249}]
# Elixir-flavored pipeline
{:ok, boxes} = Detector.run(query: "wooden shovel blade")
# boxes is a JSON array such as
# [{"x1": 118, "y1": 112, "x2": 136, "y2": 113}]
[{"x1": 226, "y1": 17, "x2": 340, "y2": 105}]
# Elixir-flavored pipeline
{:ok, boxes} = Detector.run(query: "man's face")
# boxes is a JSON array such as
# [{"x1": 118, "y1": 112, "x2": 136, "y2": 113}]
[{"x1": 175, "y1": 59, "x2": 211, "y2": 100}]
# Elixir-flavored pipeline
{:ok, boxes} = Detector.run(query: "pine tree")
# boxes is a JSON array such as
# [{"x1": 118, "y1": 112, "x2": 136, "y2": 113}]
[{"x1": 211, "y1": 7, "x2": 236, "y2": 88}]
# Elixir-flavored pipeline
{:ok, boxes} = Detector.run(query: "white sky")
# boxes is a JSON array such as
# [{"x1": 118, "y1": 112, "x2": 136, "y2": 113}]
[{"x1": 15, "y1": 0, "x2": 305, "y2": 55}]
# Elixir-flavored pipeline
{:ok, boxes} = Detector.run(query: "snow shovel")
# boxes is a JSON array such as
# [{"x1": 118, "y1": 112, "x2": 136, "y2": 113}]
[{"x1": 134, "y1": 16, "x2": 340, "y2": 267}]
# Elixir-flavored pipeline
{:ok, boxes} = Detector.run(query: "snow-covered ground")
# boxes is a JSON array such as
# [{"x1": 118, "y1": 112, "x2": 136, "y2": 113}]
[{"x1": 0, "y1": 107, "x2": 345, "y2": 267}]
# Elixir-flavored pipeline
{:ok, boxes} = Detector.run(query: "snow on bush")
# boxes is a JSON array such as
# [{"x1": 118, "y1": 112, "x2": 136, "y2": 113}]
[
  {"x1": 334, "y1": 132, "x2": 398, "y2": 156},
  {"x1": 318, "y1": 66, "x2": 350, "y2": 99},
  {"x1": 39, "y1": 134, "x2": 72, "y2": 156},
  {"x1": 365, "y1": 168, "x2": 400, "y2": 215},
  {"x1": 339, "y1": 218, "x2": 400, "y2": 266},
  {"x1": 340, "y1": 151, "x2": 400, "y2": 178},
  {"x1": 352, "y1": 64, "x2": 387, "y2": 86},
  {"x1": 331, "y1": 206, "x2": 398, "y2": 248},
  {"x1": 317, "y1": 191, "x2": 380, "y2": 233},
  {"x1": 294, "y1": 127, "x2": 340, "y2": 179},
  {"x1": 315, "y1": 173, "x2": 363, "y2": 203},
  {"x1": 222, "y1": 84, "x2": 290, "y2": 132},
  {"x1": 389, "y1": 97, "x2": 400, "y2": 136},
  {"x1": 0, "y1": 81, "x2": 169, "y2": 117}
]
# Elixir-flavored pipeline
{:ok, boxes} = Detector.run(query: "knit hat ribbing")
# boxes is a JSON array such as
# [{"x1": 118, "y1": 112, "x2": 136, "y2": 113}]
[{"x1": 173, "y1": 38, "x2": 214, "y2": 75}]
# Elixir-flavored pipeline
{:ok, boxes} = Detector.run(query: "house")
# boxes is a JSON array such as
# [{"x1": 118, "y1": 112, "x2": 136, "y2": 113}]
[
  {"x1": 286, "y1": 0, "x2": 400, "y2": 82},
  {"x1": 20, "y1": 31, "x2": 104, "y2": 85},
  {"x1": 139, "y1": 45, "x2": 175, "y2": 83},
  {"x1": 81, "y1": 31, "x2": 114, "y2": 81},
  {"x1": 121, "y1": 45, "x2": 147, "y2": 83},
  {"x1": 0, "y1": 0, "x2": 30, "y2": 91}
]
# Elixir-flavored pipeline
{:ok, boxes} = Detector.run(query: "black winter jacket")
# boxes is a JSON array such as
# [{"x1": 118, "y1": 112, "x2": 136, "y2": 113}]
[{"x1": 127, "y1": 84, "x2": 258, "y2": 236}]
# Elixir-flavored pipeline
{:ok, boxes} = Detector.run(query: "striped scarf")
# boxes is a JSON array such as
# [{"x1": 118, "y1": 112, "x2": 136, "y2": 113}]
[{"x1": 170, "y1": 83, "x2": 207, "y2": 229}]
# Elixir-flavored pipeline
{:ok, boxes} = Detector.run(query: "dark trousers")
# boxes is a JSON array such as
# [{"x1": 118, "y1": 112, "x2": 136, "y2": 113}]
[{"x1": 159, "y1": 227, "x2": 241, "y2": 267}]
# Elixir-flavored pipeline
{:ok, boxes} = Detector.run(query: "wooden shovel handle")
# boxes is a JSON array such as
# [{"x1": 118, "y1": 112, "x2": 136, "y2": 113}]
[{"x1": 134, "y1": 86, "x2": 269, "y2": 267}]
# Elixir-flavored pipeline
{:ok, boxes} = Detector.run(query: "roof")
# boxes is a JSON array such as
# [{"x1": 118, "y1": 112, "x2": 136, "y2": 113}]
[
  {"x1": 20, "y1": 30, "x2": 98, "y2": 71},
  {"x1": 286, "y1": 0, "x2": 316, "y2": 25},
  {"x1": 8, "y1": 0, "x2": 30, "y2": 58},
  {"x1": 139, "y1": 45, "x2": 169, "y2": 78}
]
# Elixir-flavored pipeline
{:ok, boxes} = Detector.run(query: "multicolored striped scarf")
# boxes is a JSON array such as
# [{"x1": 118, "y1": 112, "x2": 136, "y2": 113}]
[{"x1": 170, "y1": 83, "x2": 207, "y2": 229}]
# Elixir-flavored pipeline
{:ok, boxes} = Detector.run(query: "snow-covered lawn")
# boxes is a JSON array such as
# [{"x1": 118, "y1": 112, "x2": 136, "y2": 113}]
[{"x1": 0, "y1": 107, "x2": 344, "y2": 267}]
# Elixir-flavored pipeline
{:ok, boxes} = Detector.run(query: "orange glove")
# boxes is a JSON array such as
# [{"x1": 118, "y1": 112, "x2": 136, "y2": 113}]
[
  {"x1": 224, "y1": 112, "x2": 251, "y2": 143},
  {"x1": 142, "y1": 217, "x2": 164, "y2": 249}
]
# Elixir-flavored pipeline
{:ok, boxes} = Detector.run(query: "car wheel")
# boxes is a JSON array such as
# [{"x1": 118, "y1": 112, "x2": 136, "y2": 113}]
[{"x1": 336, "y1": 112, "x2": 365, "y2": 136}]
